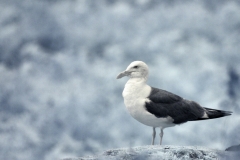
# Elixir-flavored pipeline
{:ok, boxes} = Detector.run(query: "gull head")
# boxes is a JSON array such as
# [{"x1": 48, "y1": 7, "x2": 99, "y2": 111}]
[{"x1": 116, "y1": 61, "x2": 149, "y2": 79}]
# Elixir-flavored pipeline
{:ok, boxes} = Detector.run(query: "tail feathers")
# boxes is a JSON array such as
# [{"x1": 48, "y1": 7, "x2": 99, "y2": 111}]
[
  {"x1": 204, "y1": 107, "x2": 232, "y2": 119},
  {"x1": 190, "y1": 107, "x2": 232, "y2": 121}
]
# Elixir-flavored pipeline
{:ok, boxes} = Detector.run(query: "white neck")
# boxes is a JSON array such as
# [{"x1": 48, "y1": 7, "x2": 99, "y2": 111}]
[
  {"x1": 127, "y1": 77, "x2": 148, "y2": 84},
  {"x1": 122, "y1": 77, "x2": 150, "y2": 99}
]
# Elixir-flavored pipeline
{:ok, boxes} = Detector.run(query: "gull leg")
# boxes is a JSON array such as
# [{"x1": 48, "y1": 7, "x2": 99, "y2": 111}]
[
  {"x1": 151, "y1": 127, "x2": 156, "y2": 145},
  {"x1": 160, "y1": 128, "x2": 164, "y2": 145}
]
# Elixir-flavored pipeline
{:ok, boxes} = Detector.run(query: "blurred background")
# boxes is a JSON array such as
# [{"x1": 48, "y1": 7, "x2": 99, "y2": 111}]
[{"x1": 0, "y1": 0, "x2": 240, "y2": 159}]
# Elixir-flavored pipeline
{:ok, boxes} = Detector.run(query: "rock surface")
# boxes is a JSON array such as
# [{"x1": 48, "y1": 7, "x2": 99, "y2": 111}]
[
  {"x1": 226, "y1": 144, "x2": 240, "y2": 151},
  {"x1": 63, "y1": 145, "x2": 239, "y2": 160}
]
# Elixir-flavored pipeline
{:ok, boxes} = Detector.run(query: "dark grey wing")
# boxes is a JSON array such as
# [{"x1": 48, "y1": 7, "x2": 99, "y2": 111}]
[
  {"x1": 148, "y1": 87, "x2": 183, "y2": 104},
  {"x1": 145, "y1": 87, "x2": 205, "y2": 124}
]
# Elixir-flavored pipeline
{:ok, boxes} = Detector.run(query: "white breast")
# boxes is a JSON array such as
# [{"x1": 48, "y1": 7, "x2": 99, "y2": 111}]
[{"x1": 122, "y1": 78, "x2": 175, "y2": 128}]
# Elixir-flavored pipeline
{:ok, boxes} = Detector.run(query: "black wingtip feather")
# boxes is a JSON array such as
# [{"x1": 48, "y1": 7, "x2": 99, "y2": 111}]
[
  {"x1": 223, "y1": 111, "x2": 233, "y2": 116},
  {"x1": 204, "y1": 107, "x2": 232, "y2": 119}
]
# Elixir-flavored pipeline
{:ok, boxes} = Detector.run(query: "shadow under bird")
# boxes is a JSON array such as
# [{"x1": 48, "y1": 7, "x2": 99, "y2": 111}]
[{"x1": 116, "y1": 61, "x2": 232, "y2": 145}]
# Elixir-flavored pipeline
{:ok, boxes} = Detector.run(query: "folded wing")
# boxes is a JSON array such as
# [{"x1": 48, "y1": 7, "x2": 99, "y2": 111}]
[{"x1": 145, "y1": 87, "x2": 232, "y2": 124}]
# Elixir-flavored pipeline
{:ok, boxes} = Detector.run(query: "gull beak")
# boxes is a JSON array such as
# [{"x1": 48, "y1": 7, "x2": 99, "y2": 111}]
[{"x1": 116, "y1": 71, "x2": 130, "y2": 79}]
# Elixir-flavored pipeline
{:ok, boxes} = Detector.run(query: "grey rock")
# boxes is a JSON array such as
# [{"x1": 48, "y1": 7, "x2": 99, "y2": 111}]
[
  {"x1": 63, "y1": 145, "x2": 237, "y2": 160},
  {"x1": 225, "y1": 144, "x2": 240, "y2": 151}
]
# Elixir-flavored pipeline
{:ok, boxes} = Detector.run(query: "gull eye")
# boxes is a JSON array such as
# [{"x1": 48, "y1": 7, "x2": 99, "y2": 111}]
[{"x1": 133, "y1": 66, "x2": 138, "y2": 69}]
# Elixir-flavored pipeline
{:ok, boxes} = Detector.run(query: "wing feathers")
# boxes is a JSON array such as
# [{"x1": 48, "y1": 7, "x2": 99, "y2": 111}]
[
  {"x1": 145, "y1": 99, "x2": 205, "y2": 124},
  {"x1": 145, "y1": 87, "x2": 232, "y2": 124}
]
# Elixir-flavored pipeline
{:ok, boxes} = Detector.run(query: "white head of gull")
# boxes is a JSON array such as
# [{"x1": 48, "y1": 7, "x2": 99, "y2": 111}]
[{"x1": 117, "y1": 61, "x2": 232, "y2": 145}]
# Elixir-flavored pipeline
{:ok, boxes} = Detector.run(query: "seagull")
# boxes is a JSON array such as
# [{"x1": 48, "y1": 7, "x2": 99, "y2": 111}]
[{"x1": 116, "y1": 61, "x2": 232, "y2": 145}]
